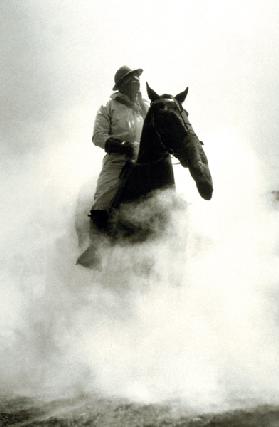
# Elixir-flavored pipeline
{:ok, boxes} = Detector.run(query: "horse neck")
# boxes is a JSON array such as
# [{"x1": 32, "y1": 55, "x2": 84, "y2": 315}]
[{"x1": 137, "y1": 120, "x2": 166, "y2": 163}]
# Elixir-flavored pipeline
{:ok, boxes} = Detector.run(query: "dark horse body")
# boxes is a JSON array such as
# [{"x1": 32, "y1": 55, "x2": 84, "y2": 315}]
[
  {"x1": 76, "y1": 84, "x2": 213, "y2": 266},
  {"x1": 112, "y1": 84, "x2": 213, "y2": 207}
]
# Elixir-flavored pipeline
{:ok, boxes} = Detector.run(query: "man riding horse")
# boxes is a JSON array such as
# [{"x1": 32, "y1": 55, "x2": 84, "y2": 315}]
[
  {"x1": 77, "y1": 66, "x2": 213, "y2": 268},
  {"x1": 77, "y1": 65, "x2": 149, "y2": 267}
]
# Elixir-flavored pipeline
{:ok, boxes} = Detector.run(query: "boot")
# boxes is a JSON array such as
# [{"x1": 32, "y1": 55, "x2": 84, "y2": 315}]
[
  {"x1": 76, "y1": 210, "x2": 109, "y2": 269},
  {"x1": 76, "y1": 244, "x2": 101, "y2": 269}
]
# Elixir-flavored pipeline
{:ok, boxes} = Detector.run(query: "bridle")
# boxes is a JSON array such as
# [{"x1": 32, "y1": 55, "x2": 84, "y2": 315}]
[
  {"x1": 151, "y1": 95, "x2": 191, "y2": 134},
  {"x1": 147, "y1": 96, "x2": 190, "y2": 164}
]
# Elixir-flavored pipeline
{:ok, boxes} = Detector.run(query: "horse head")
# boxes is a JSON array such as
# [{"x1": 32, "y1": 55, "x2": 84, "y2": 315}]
[{"x1": 143, "y1": 83, "x2": 213, "y2": 200}]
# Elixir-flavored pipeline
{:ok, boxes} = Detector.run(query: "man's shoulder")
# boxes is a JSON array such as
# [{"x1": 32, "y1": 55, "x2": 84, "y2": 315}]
[
  {"x1": 97, "y1": 95, "x2": 118, "y2": 115},
  {"x1": 97, "y1": 92, "x2": 149, "y2": 114},
  {"x1": 102, "y1": 93, "x2": 128, "y2": 109}
]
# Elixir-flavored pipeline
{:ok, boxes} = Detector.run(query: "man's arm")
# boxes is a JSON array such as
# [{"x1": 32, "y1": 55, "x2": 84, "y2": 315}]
[
  {"x1": 92, "y1": 102, "x2": 134, "y2": 157},
  {"x1": 92, "y1": 104, "x2": 111, "y2": 149}
]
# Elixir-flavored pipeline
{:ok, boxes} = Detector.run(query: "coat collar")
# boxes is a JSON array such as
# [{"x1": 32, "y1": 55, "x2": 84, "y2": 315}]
[
  {"x1": 111, "y1": 92, "x2": 148, "y2": 116},
  {"x1": 111, "y1": 91, "x2": 136, "y2": 107}
]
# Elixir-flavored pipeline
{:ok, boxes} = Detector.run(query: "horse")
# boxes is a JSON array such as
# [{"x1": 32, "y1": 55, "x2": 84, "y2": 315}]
[
  {"x1": 113, "y1": 83, "x2": 212, "y2": 204},
  {"x1": 76, "y1": 83, "x2": 213, "y2": 266}
]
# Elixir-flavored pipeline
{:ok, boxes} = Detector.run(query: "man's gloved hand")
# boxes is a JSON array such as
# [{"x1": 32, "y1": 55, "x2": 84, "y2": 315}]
[{"x1": 104, "y1": 137, "x2": 134, "y2": 157}]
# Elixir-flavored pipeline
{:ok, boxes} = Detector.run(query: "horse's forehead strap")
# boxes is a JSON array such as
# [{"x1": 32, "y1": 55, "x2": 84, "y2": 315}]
[
  {"x1": 151, "y1": 96, "x2": 184, "y2": 114},
  {"x1": 152, "y1": 97, "x2": 176, "y2": 106},
  {"x1": 151, "y1": 96, "x2": 189, "y2": 129}
]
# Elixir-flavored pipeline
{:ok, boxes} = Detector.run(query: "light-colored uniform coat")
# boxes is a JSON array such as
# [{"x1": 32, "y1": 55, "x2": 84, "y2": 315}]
[{"x1": 91, "y1": 92, "x2": 149, "y2": 210}]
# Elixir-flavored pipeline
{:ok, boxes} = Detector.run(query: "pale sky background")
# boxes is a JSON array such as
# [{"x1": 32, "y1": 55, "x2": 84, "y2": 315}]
[
  {"x1": 1, "y1": 0, "x2": 279, "y2": 409},
  {"x1": 1, "y1": 0, "x2": 279, "y2": 187}
]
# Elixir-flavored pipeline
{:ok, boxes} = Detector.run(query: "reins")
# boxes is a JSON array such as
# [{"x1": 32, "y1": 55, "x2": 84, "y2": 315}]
[
  {"x1": 135, "y1": 103, "x2": 172, "y2": 167},
  {"x1": 111, "y1": 95, "x2": 189, "y2": 209}
]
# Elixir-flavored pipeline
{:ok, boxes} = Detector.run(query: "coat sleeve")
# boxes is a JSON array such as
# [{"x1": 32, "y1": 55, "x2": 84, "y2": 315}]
[{"x1": 92, "y1": 102, "x2": 111, "y2": 149}]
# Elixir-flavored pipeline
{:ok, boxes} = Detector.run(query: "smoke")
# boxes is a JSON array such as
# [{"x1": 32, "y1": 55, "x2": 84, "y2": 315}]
[
  {"x1": 1, "y1": 0, "x2": 279, "y2": 416},
  {"x1": 1, "y1": 131, "x2": 279, "y2": 413}
]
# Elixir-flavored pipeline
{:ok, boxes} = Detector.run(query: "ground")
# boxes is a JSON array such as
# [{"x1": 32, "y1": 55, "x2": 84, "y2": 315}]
[{"x1": 1, "y1": 395, "x2": 279, "y2": 426}]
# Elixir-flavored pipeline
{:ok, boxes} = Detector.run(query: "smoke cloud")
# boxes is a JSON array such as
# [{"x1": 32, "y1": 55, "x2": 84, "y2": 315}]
[{"x1": 1, "y1": 0, "x2": 279, "y2": 415}]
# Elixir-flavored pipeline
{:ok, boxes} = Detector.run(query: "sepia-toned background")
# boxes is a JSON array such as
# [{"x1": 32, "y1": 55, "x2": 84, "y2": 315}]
[{"x1": 1, "y1": 0, "x2": 279, "y2": 424}]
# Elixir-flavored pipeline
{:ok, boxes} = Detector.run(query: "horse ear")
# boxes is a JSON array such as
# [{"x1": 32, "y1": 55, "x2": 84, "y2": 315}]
[
  {"x1": 175, "y1": 87, "x2": 188, "y2": 104},
  {"x1": 146, "y1": 82, "x2": 159, "y2": 102}
]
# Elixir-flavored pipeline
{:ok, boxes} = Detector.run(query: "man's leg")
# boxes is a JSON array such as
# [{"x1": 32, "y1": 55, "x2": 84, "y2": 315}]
[
  {"x1": 76, "y1": 210, "x2": 109, "y2": 268},
  {"x1": 89, "y1": 209, "x2": 109, "y2": 236}
]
